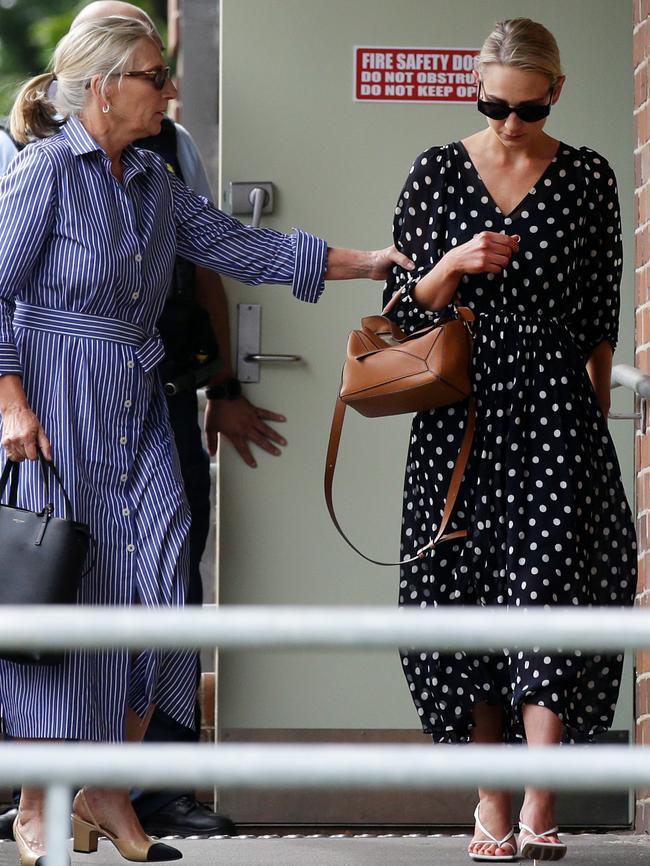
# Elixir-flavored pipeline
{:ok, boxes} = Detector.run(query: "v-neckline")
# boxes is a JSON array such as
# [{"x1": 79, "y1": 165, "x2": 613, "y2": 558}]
[{"x1": 455, "y1": 140, "x2": 564, "y2": 219}]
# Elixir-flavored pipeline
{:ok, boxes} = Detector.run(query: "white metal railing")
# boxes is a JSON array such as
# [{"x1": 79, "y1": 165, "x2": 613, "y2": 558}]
[
  {"x1": 611, "y1": 363, "x2": 650, "y2": 398},
  {"x1": 0, "y1": 604, "x2": 646, "y2": 652},
  {"x1": 611, "y1": 362, "x2": 650, "y2": 422},
  {"x1": 0, "y1": 604, "x2": 648, "y2": 864}
]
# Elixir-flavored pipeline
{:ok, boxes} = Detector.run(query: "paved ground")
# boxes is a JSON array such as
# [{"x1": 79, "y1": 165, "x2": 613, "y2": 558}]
[{"x1": 1, "y1": 832, "x2": 650, "y2": 865}]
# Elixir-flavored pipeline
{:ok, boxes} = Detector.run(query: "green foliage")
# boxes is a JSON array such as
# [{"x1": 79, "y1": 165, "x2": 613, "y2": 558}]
[{"x1": 0, "y1": 0, "x2": 167, "y2": 115}]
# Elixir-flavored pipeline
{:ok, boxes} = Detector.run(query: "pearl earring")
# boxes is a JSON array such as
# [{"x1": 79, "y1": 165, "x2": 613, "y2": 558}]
[{"x1": 102, "y1": 104, "x2": 110, "y2": 114}]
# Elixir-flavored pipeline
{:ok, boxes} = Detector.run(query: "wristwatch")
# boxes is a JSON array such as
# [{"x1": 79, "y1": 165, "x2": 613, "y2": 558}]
[{"x1": 205, "y1": 378, "x2": 242, "y2": 401}]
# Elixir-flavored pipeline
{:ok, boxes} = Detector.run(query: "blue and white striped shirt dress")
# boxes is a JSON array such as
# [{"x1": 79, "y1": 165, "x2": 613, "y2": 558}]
[{"x1": 0, "y1": 116, "x2": 327, "y2": 741}]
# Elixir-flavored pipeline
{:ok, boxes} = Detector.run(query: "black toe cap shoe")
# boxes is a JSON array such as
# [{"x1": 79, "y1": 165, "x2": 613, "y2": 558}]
[
  {"x1": 0, "y1": 807, "x2": 17, "y2": 841},
  {"x1": 141, "y1": 796, "x2": 238, "y2": 838},
  {"x1": 147, "y1": 841, "x2": 183, "y2": 861}
]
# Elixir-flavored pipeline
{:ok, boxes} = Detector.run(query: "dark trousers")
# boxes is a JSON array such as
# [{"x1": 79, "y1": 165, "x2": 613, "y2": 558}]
[{"x1": 131, "y1": 390, "x2": 212, "y2": 820}]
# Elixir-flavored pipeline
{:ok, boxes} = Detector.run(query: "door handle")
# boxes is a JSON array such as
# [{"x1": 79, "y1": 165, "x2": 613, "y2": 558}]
[
  {"x1": 228, "y1": 182, "x2": 274, "y2": 228},
  {"x1": 245, "y1": 353, "x2": 301, "y2": 363},
  {"x1": 249, "y1": 187, "x2": 268, "y2": 228},
  {"x1": 237, "y1": 304, "x2": 303, "y2": 382}
]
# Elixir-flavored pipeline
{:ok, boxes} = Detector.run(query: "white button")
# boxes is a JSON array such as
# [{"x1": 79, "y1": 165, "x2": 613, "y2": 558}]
[
  {"x1": 124, "y1": 400, "x2": 132, "y2": 408},
  {"x1": 122, "y1": 507, "x2": 130, "y2": 517},
  {"x1": 132, "y1": 292, "x2": 140, "y2": 300},
  {"x1": 119, "y1": 436, "x2": 127, "y2": 445},
  {"x1": 135, "y1": 253, "x2": 142, "y2": 262},
  {"x1": 120, "y1": 473, "x2": 128, "y2": 482},
  {"x1": 127, "y1": 360, "x2": 135, "y2": 369},
  {"x1": 126, "y1": 544, "x2": 135, "y2": 553}
]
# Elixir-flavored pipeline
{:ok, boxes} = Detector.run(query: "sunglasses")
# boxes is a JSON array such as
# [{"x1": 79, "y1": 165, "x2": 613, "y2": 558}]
[
  {"x1": 477, "y1": 81, "x2": 554, "y2": 123},
  {"x1": 123, "y1": 66, "x2": 172, "y2": 90}
]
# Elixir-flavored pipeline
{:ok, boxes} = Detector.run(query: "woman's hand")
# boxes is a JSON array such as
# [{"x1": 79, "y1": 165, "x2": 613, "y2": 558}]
[
  {"x1": 445, "y1": 231, "x2": 520, "y2": 275},
  {"x1": 0, "y1": 375, "x2": 51, "y2": 461},
  {"x1": 366, "y1": 245, "x2": 416, "y2": 280},
  {"x1": 414, "y1": 231, "x2": 520, "y2": 310},
  {"x1": 325, "y1": 245, "x2": 415, "y2": 281},
  {"x1": 1, "y1": 404, "x2": 51, "y2": 462}
]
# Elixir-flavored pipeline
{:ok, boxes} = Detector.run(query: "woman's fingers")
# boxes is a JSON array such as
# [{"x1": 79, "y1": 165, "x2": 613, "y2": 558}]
[
  {"x1": 22, "y1": 436, "x2": 39, "y2": 461},
  {"x1": 36, "y1": 428, "x2": 52, "y2": 461}
]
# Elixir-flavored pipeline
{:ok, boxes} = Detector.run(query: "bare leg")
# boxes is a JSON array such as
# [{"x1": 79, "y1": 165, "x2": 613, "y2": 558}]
[
  {"x1": 73, "y1": 704, "x2": 157, "y2": 843},
  {"x1": 520, "y1": 703, "x2": 564, "y2": 844},
  {"x1": 468, "y1": 703, "x2": 514, "y2": 859}
]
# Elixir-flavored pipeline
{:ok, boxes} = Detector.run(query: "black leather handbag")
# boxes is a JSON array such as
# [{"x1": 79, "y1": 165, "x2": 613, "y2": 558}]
[{"x1": 0, "y1": 452, "x2": 92, "y2": 664}]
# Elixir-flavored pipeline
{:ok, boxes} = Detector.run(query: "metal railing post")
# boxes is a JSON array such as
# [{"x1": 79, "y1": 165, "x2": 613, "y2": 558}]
[{"x1": 44, "y1": 783, "x2": 71, "y2": 866}]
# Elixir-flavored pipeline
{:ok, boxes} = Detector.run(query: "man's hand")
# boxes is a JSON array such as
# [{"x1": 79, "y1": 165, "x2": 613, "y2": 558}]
[{"x1": 205, "y1": 396, "x2": 287, "y2": 467}]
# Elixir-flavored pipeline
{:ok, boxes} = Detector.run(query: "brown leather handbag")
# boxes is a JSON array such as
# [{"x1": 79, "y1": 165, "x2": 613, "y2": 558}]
[{"x1": 325, "y1": 295, "x2": 475, "y2": 566}]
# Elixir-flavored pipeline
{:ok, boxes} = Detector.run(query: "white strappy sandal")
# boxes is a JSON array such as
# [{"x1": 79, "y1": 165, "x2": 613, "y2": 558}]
[
  {"x1": 518, "y1": 820, "x2": 567, "y2": 861},
  {"x1": 468, "y1": 805, "x2": 517, "y2": 862}
]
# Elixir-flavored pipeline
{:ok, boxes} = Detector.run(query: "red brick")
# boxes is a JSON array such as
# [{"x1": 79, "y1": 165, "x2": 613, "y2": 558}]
[
  {"x1": 641, "y1": 144, "x2": 650, "y2": 186},
  {"x1": 636, "y1": 0, "x2": 650, "y2": 24},
  {"x1": 634, "y1": 22, "x2": 648, "y2": 68},
  {"x1": 636, "y1": 799, "x2": 650, "y2": 832},
  {"x1": 636, "y1": 272, "x2": 649, "y2": 308},
  {"x1": 636, "y1": 224, "x2": 650, "y2": 269},
  {"x1": 637, "y1": 647, "x2": 650, "y2": 676},
  {"x1": 638, "y1": 103, "x2": 650, "y2": 148},
  {"x1": 643, "y1": 472, "x2": 650, "y2": 508},
  {"x1": 199, "y1": 671, "x2": 215, "y2": 729},
  {"x1": 635, "y1": 550, "x2": 649, "y2": 593},
  {"x1": 638, "y1": 677, "x2": 650, "y2": 716},
  {"x1": 637, "y1": 66, "x2": 649, "y2": 108}
]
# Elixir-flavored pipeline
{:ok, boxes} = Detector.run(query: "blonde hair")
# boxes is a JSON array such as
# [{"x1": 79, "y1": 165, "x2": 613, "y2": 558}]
[
  {"x1": 10, "y1": 16, "x2": 155, "y2": 144},
  {"x1": 476, "y1": 18, "x2": 563, "y2": 84}
]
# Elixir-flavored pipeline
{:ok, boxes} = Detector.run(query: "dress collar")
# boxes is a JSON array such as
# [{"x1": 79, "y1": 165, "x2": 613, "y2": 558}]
[{"x1": 61, "y1": 115, "x2": 149, "y2": 182}]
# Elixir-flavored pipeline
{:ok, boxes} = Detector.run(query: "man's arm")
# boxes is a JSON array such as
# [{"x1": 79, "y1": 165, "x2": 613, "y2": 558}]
[
  {"x1": 175, "y1": 123, "x2": 288, "y2": 467},
  {"x1": 0, "y1": 130, "x2": 19, "y2": 174}
]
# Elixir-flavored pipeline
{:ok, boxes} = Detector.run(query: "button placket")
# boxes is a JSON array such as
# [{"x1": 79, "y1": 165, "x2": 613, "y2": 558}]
[{"x1": 119, "y1": 350, "x2": 137, "y2": 555}]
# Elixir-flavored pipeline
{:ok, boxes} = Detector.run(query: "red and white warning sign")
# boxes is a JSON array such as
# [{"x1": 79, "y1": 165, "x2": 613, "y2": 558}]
[{"x1": 354, "y1": 46, "x2": 479, "y2": 103}]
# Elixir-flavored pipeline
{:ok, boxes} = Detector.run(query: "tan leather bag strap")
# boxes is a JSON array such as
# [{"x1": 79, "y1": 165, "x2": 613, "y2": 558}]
[{"x1": 324, "y1": 398, "x2": 476, "y2": 566}]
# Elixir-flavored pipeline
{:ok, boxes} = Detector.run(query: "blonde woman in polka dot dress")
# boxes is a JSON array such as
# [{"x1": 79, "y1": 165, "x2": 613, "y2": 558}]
[{"x1": 384, "y1": 17, "x2": 636, "y2": 863}]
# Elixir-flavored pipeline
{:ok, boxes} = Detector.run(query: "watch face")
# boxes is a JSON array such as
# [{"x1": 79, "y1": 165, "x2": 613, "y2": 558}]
[
  {"x1": 206, "y1": 379, "x2": 242, "y2": 400},
  {"x1": 225, "y1": 378, "x2": 242, "y2": 399}
]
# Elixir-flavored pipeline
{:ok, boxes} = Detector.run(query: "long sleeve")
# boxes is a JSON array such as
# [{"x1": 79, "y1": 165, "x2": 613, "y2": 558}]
[
  {"x1": 0, "y1": 147, "x2": 56, "y2": 374},
  {"x1": 567, "y1": 151, "x2": 622, "y2": 360},
  {"x1": 383, "y1": 145, "x2": 450, "y2": 333},
  {"x1": 169, "y1": 171, "x2": 328, "y2": 303}
]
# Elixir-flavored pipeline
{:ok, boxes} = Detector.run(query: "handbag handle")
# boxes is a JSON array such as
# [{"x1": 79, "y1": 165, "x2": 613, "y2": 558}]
[
  {"x1": 0, "y1": 451, "x2": 74, "y2": 521},
  {"x1": 324, "y1": 397, "x2": 475, "y2": 567}
]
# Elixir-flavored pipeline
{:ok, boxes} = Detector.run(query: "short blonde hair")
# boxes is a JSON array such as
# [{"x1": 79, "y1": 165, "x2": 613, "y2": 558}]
[
  {"x1": 10, "y1": 16, "x2": 155, "y2": 143},
  {"x1": 476, "y1": 18, "x2": 563, "y2": 84}
]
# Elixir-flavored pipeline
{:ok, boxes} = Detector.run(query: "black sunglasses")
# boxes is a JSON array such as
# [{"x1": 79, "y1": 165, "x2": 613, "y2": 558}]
[
  {"x1": 123, "y1": 66, "x2": 171, "y2": 90},
  {"x1": 477, "y1": 80, "x2": 554, "y2": 123}
]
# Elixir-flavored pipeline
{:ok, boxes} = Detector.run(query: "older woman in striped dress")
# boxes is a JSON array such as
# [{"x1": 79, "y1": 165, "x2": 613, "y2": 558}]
[{"x1": 0, "y1": 17, "x2": 410, "y2": 865}]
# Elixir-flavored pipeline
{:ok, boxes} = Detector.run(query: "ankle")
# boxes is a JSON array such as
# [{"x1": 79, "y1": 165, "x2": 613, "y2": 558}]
[
  {"x1": 477, "y1": 790, "x2": 512, "y2": 811},
  {"x1": 520, "y1": 793, "x2": 556, "y2": 828},
  {"x1": 19, "y1": 788, "x2": 45, "y2": 815}
]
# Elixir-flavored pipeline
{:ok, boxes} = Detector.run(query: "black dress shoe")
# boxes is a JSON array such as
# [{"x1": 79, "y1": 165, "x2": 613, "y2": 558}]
[
  {"x1": 140, "y1": 796, "x2": 237, "y2": 838},
  {"x1": 0, "y1": 807, "x2": 17, "y2": 841}
]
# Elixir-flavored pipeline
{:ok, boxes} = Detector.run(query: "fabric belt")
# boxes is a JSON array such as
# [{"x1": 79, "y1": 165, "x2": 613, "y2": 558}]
[{"x1": 13, "y1": 302, "x2": 165, "y2": 373}]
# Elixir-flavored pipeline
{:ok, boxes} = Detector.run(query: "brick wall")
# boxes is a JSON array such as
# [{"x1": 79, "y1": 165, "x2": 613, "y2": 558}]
[{"x1": 635, "y1": 0, "x2": 650, "y2": 834}]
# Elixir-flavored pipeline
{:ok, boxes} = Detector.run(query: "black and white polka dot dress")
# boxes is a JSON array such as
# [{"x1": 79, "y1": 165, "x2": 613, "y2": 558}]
[{"x1": 384, "y1": 141, "x2": 637, "y2": 744}]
